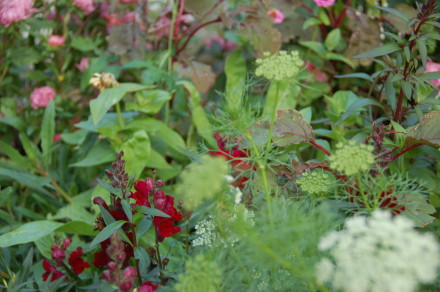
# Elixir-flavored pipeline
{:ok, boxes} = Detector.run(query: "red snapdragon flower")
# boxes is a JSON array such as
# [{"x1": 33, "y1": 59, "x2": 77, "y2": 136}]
[
  {"x1": 68, "y1": 247, "x2": 90, "y2": 274},
  {"x1": 129, "y1": 179, "x2": 183, "y2": 242},
  {"x1": 42, "y1": 259, "x2": 65, "y2": 282},
  {"x1": 138, "y1": 281, "x2": 158, "y2": 292}
]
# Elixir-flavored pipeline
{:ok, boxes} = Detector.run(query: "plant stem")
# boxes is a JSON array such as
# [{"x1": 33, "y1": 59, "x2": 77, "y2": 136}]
[
  {"x1": 356, "y1": 174, "x2": 371, "y2": 213},
  {"x1": 167, "y1": 0, "x2": 178, "y2": 72},
  {"x1": 309, "y1": 140, "x2": 331, "y2": 156},
  {"x1": 389, "y1": 143, "x2": 422, "y2": 163},
  {"x1": 116, "y1": 102, "x2": 124, "y2": 129}
]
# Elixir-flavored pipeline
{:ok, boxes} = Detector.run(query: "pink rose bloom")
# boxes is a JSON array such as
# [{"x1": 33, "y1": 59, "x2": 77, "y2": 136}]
[
  {"x1": 30, "y1": 86, "x2": 56, "y2": 109},
  {"x1": 75, "y1": 57, "x2": 89, "y2": 72},
  {"x1": 0, "y1": 0, "x2": 36, "y2": 27},
  {"x1": 425, "y1": 61, "x2": 440, "y2": 88},
  {"x1": 267, "y1": 9, "x2": 284, "y2": 24},
  {"x1": 314, "y1": 0, "x2": 335, "y2": 7},
  {"x1": 73, "y1": 0, "x2": 95, "y2": 15},
  {"x1": 48, "y1": 35, "x2": 65, "y2": 47},
  {"x1": 119, "y1": 0, "x2": 139, "y2": 3}
]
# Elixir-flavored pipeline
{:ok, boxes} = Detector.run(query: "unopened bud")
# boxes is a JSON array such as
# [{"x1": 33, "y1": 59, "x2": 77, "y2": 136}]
[
  {"x1": 116, "y1": 252, "x2": 126, "y2": 263},
  {"x1": 162, "y1": 258, "x2": 169, "y2": 266},
  {"x1": 105, "y1": 169, "x2": 114, "y2": 180},
  {"x1": 119, "y1": 280, "x2": 133, "y2": 292},
  {"x1": 107, "y1": 261, "x2": 117, "y2": 271},
  {"x1": 156, "y1": 180, "x2": 164, "y2": 187},
  {"x1": 62, "y1": 238, "x2": 72, "y2": 250},
  {"x1": 102, "y1": 270, "x2": 114, "y2": 282},
  {"x1": 147, "y1": 247, "x2": 156, "y2": 256},
  {"x1": 145, "y1": 178, "x2": 155, "y2": 192}
]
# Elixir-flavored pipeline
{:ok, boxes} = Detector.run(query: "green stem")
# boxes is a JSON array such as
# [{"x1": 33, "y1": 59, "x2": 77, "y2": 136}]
[
  {"x1": 116, "y1": 102, "x2": 124, "y2": 129},
  {"x1": 356, "y1": 174, "x2": 371, "y2": 213},
  {"x1": 264, "y1": 82, "x2": 280, "y2": 162},
  {"x1": 167, "y1": 0, "x2": 178, "y2": 73}
]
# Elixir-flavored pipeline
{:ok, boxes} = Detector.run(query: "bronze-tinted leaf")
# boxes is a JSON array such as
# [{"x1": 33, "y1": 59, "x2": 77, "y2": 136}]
[
  {"x1": 174, "y1": 61, "x2": 217, "y2": 94},
  {"x1": 406, "y1": 111, "x2": 440, "y2": 148},
  {"x1": 273, "y1": 109, "x2": 314, "y2": 146}
]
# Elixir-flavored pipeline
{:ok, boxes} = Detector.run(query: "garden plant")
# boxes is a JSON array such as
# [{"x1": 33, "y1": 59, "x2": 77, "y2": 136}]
[{"x1": 0, "y1": 0, "x2": 440, "y2": 291}]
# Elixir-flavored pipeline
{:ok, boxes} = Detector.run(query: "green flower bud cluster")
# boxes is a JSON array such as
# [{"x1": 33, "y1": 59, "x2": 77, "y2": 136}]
[
  {"x1": 329, "y1": 141, "x2": 375, "y2": 176},
  {"x1": 297, "y1": 171, "x2": 332, "y2": 196},
  {"x1": 255, "y1": 51, "x2": 304, "y2": 80}
]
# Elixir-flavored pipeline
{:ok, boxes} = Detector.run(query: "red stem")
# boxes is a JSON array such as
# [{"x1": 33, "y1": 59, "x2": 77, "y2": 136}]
[
  {"x1": 334, "y1": 0, "x2": 352, "y2": 28},
  {"x1": 309, "y1": 140, "x2": 332, "y2": 156},
  {"x1": 176, "y1": 17, "x2": 221, "y2": 55},
  {"x1": 329, "y1": 8, "x2": 336, "y2": 27},
  {"x1": 389, "y1": 143, "x2": 422, "y2": 162}
]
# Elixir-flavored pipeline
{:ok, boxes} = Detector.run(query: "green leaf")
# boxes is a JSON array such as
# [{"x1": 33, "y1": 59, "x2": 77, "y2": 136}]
[
  {"x1": 303, "y1": 18, "x2": 322, "y2": 30},
  {"x1": 126, "y1": 90, "x2": 172, "y2": 114},
  {"x1": 0, "y1": 117, "x2": 25, "y2": 131},
  {"x1": 70, "y1": 141, "x2": 115, "y2": 167},
  {"x1": 136, "y1": 216, "x2": 152, "y2": 238},
  {"x1": 399, "y1": 193, "x2": 436, "y2": 227},
  {"x1": 10, "y1": 47, "x2": 41, "y2": 66},
  {"x1": 145, "y1": 149, "x2": 171, "y2": 169},
  {"x1": 133, "y1": 206, "x2": 171, "y2": 218},
  {"x1": 376, "y1": 6, "x2": 409, "y2": 22},
  {"x1": 177, "y1": 81, "x2": 215, "y2": 146},
  {"x1": 418, "y1": 71, "x2": 440, "y2": 80},
  {"x1": 96, "y1": 177, "x2": 123, "y2": 198},
  {"x1": 0, "y1": 141, "x2": 33, "y2": 170},
  {"x1": 325, "y1": 29, "x2": 341, "y2": 51},
  {"x1": 0, "y1": 167, "x2": 50, "y2": 196},
  {"x1": 90, "y1": 83, "x2": 149, "y2": 124},
  {"x1": 401, "y1": 80, "x2": 412, "y2": 100},
  {"x1": 325, "y1": 53, "x2": 355, "y2": 68},
  {"x1": 71, "y1": 37, "x2": 97, "y2": 52},
  {"x1": 56, "y1": 221, "x2": 97, "y2": 236},
  {"x1": 19, "y1": 132, "x2": 40, "y2": 163},
  {"x1": 41, "y1": 100, "x2": 55, "y2": 164},
  {"x1": 89, "y1": 220, "x2": 126, "y2": 247},
  {"x1": 352, "y1": 43, "x2": 400, "y2": 58},
  {"x1": 335, "y1": 73, "x2": 373, "y2": 82},
  {"x1": 122, "y1": 130, "x2": 151, "y2": 178},
  {"x1": 299, "y1": 41, "x2": 326, "y2": 56},
  {"x1": 406, "y1": 111, "x2": 440, "y2": 148},
  {"x1": 134, "y1": 247, "x2": 151, "y2": 275},
  {"x1": 335, "y1": 98, "x2": 382, "y2": 126},
  {"x1": 416, "y1": 39, "x2": 427, "y2": 67},
  {"x1": 121, "y1": 200, "x2": 133, "y2": 223},
  {"x1": 225, "y1": 50, "x2": 246, "y2": 114},
  {"x1": 385, "y1": 75, "x2": 396, "y2": 109},
  {"x1": 273, "y1": 109, "x2": 314, "y2": 146},
  {"x1": 0, "y1": 221, "x2": 63, "y2": 247}
]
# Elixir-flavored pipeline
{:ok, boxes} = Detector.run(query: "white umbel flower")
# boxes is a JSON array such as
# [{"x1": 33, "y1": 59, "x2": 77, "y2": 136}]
[{"x1": 316, "y1": 210, "x2": 440, "y2": 292}]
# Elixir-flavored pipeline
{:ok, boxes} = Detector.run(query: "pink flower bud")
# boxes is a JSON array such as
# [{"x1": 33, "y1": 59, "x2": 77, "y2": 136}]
[
  {"x1": 116, "y1": 252, "x2": 126, "y2": 263},
  {"x1": 73, "y1": 0, "x2": 95, "y2": 15},
  {"x1": 313, "y1": 0, "x2": 335, "y2": 7},
  {"x1": 62, "y1": 238, "x2": 72, "y2": 249},
  {"x1": 51, "y1": 249, "x2": 66, "y2": 266},
  {"x1": 75, "y1": 57, "x2": 89, "y2": 72},
  {"x1": 107, "y1": 261, "x2": 117, "y2": 271},
  {"x1": 145, "y1": 178, "x2": 155, "y2": 192},
  {"x1": 267, "y1": 9, "x2": 284, "y2": 24},
  {"x1": 156, "y1": 180, "x2": 164, "y2": 187},
  {"x1": 102, "y1": 269, "x2": 115, "y2": 282},
  {"x1": 123, "y1": 266, "x2": 137, "y2": 281}
]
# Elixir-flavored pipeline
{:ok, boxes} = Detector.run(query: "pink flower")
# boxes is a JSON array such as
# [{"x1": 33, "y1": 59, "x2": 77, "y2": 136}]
[
  {"x1": 53, "y1": 134, "x2": 62, "y2": 143},
  {"x1": 313, "y1": 0, "x2": 335, "y2": 7},
  {"x1": 425, "y1": 61, "x2": 440, "y2": 88},
  {"x1": 119, "y1": 0, "x2": 139, "y2": 3},
  {"x1": 267, "y1": 9, "x2": 284, "y2": 24},
  {"x1": 75, "y1": 57, "x2": 89, "y2": 72},
  {"x1": 30, "y1": 86, "x2": 56, "y2": 109},
  {"x1": 73, "y1": 0, "x2": 95, "y2": 15},
  {"x1": 0, "y1": 0, "x2": 36, "y2": 27},
  {"x1": 48, "y1": 35, "x2": 65, "y2": 47}
]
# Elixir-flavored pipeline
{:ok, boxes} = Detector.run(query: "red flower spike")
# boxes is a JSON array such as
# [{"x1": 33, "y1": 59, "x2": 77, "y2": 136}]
[
  {"x1": 68, "y1": 247, "x2": 90, "y2": 274},
  {"x1": 42, "y1": 259, "x2": 65, "y2": 282}
]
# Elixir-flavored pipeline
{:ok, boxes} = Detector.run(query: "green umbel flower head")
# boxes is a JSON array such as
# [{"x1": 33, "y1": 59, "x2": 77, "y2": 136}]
[
  {"x1": 329, "y1": 141, "x2": 375, "y2": 176},
  {"x1": 297, "y1": 171, "x2": 332, "y2": 196},
  {"x1": 255, "y1": 51, "x2": 304, "y2": 80}
]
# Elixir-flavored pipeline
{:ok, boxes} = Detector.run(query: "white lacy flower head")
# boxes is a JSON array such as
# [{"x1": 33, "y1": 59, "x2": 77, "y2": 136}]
[{"x1": 316, "y1": 210, "x2": 440, "y2": 292}]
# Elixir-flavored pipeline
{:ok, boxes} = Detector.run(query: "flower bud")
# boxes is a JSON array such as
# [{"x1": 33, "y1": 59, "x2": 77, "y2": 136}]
[
  {"x1": 102, "y1": 269, "x2": 115, "y2": 282},
  {"x1": 119, "y1": 280, "x2": 133, "y2": 292},
  {"x1": 107, "y1": 261, "x2": 117, "y2": 271},
  {"x1": 123, "y1": 266, "x2": 137, "y2": 281},
  {"x1": 105, "y1": 169, "x2": 114, "y2": 180},
  {"x1": 147, "y1": 247, "x2": 156, "y2": 256},
  {"x1": 62, "y1": 238, "x2": 72, "y2": 250},
  {"x1": 156, "y1": 180, "x2": 164, "y2": 187},
  {"x1": 51, "y1": 249, "x2": 66, "y2": 266},
  {"x1": 162, "y1": 258, "x2": 169, "y2": 266},
  {"x1": 116, "y1": 252, "x2": 126, "y2": 263},
  {"x1": 145, "y1": 178, "x2": 155, "y2": 193}
]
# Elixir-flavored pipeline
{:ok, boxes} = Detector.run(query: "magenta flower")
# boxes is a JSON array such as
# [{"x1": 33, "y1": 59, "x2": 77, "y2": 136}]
[
  {"x1": 75, "y1": 57, "x2": 89, "y2": 72},
  {"x1": 30, "y1": 86, "x2": 56, "y2": 109},
  {"x1": 267, "y1": 9, "x2": 284, "y2": 24},
  {"x1": 425, "y1": 61, "x2": 440, "y2": 88},
  {"x1": 119, "y1": 0, "x2": 140, "y2": 3},
  {"x1": 0, "y1": 0, "x2": 36, "y2": 27},
  {"x1": 73, "y1": 0, "x2": 95, "y2": 15},
  {"x1": 48, "y1": 35, "x2": 66, "y2": 47},
  {"x1": 204, "y1": 35, "x2": 236, "y2": 51},
  {"x1": 314, "y1": 0, "x2": 335, "y2": 7}
]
